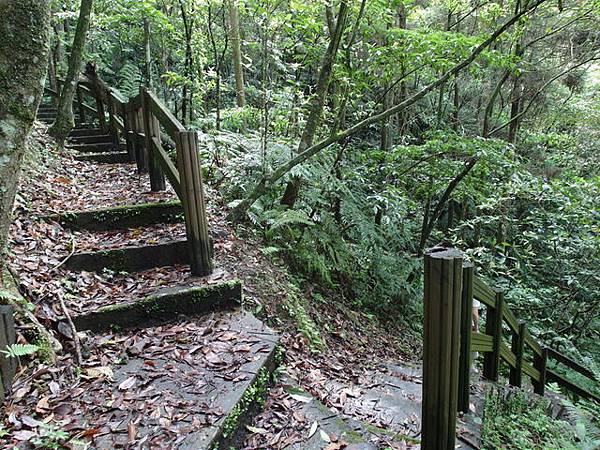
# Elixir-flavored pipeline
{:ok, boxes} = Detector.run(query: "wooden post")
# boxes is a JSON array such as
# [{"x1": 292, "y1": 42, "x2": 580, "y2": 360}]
[
  {"x1": 510, "y1": 322, "x2": 525, "y2": 387},
  {"x1": 0, "y1": 306, "x2": 17, "y2": 405},
  {"x1": 135, "y1": 106, "x2": 149, "y2": 173},
  {"x1": 533, "y1": 347, "x2": 548, "y2": 395},
  {"x1": 457, "y1": 262, "x2": 474, "y2": 413},
  {"x1": 483, "y1": 291, "x2": 504, "y2": 381},
  {"x1": 123, "y1": 108, "x2": 136, "y2": 163},
  {"x1": 76, "y1": 86, "x2": 86, "y2": 125},
  {"x1": 141, "y1": 89, "x2": 166, "y2": 191},
  {"x1": 96, "y1": 95, "x2": 107, "y2": 132},
  {"x1": 107, "y1": 94, "x2": 120, "y2": 144},
  {"x1": 422, "y1": 248, "x2": 463, "y2": 450},
  {"x1": 176, "y1": 130, "x2": 213, "y2": 276}
]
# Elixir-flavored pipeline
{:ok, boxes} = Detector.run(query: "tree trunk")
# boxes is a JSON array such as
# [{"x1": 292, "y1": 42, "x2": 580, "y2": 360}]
[
  {"x1": 0, "y1": 0, "x2": 51, "y2": 275},
  {"x1": 143, "y1": 17, "x2": 153, "y2": 88},
  {"x1": 228, "y1": 0, "x2": 246, "y2": 107},
  {"x1": 48, "y1": 0, "x2": 94, "y2": 145},
  {"x1": 507, "y1": 76, "x2": 522, "y2": 143},
  {"x1": 280, "y1": 1, "x2": 349, "y2": 207}
]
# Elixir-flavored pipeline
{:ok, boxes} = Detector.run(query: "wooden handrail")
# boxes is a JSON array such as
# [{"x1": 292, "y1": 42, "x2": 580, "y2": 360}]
[
  {"x1": 145, "y1": 90, "x2": 185, "y2": 140},
  {"x1": 546, "y1": 348, "x2": 597, "y2": 382},
  {"x1": 44, "y1": 66, "x2": 213, "y2": 277},
  {"x1": 468, "y1": 270, "x2": 598, "y2": 403},
  {"x1": 425, "y1": 247, "x2": 599, "y2": 450}
]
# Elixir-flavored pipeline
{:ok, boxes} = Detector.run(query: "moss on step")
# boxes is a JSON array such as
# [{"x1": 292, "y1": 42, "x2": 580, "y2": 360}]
[
  {"x1": 66, "y1": 240, "x2": 189, "y2": 273},
  {"x1": 46, "y1": 201, "x2": 183, "y2": 231},
  {"x1": 73, "y1": 279, "x2": 242, "y2": 332},
  {"x1": 212, "y1": 343, "x2": 281, "y2": 450}
]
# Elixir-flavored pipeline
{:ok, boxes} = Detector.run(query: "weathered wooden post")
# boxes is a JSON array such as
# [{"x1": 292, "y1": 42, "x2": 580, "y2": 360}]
[
  {"x1": 510, "y1": 322, "x2": 526, "y2": 387},
  {"x1": 76, "y1": 86, "x2": 86, "y2": 125},
  {"x1": 422, "y1": 248, "x2": 463, "y2": 450},
  {"x1": 533, "y1": 347, "x2": 548, "y2": 395},
  {"x1": 141, "y1": 88, "x2": 166, "y2": 191},
  {"x1": 457, "y1": 262, "x2": 474, "y2": 413},
  {"x1": 0, "y1": 306, "x2": 17, "y2": 405},
  {"x1": 135, "y1": 104, "x2": 149, "y2": 173},
  {"x1": 107, "y1": 93, "x2": 119, "y2": 144},
  {"x1": 176, "y1": 130, "x2": 213, "y2": 276},
  {"x1": 95, "y1": 95, "x2": 107, "y2": 133},
  {"x1": 483, "y1": 291, "x2": 504, "y2": 381}
]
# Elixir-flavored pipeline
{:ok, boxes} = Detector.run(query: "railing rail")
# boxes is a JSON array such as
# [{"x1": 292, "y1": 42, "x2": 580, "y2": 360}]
[
  {"x1": 422, "y1": 248, "x2": 599, "y2": 450},
  {"x1": 43, "y1": 72, "x2": 212, "y2": 277}
]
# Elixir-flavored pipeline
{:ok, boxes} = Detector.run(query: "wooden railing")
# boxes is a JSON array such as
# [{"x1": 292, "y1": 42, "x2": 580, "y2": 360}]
[
  {"x1": 422, "y1": 248, "x2": 599, "y2": 450},
  {"x1": 44, "y1": 76, "x2": 212, "y2": 276}
]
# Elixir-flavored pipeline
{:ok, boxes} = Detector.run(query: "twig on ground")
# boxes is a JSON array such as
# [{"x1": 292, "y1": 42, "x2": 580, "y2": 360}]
[
  {"x1": 57, "y1": 291, "x2": 83, "y2": 365},
  {"x1": 51, "y1": 236, "x2": 76, "y2": 271}
]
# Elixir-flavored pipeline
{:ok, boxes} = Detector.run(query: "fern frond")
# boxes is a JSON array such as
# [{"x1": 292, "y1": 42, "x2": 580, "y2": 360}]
[{"x1": 1, "y1": 343, "x2": 39, "y2": 359}]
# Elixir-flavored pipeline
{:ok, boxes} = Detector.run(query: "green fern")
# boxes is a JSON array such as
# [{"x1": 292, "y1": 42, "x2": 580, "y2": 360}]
[
  {"x1": 1, "y1": 343, "x2": 39, "y2": 359},
  {"x1": 116, "y1": 62, "x2": 142, "y2": 98}
]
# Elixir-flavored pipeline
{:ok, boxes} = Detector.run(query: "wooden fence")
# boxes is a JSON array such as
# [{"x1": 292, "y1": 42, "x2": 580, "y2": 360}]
[
  {"x1": 0, "y1": 306, "x2": 17, "y2": 405},
  {"x1": 44, "y1": 77, "x2": 212, "y2": 276},
  {"x1": 422, "y1": 248, "x2": 599, "y2": 450}
]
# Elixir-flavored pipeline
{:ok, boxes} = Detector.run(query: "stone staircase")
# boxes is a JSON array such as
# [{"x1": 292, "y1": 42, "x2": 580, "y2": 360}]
[
  {"x1": 37, "y1": 103, "x2": 130, "y2": 164},
  {"x1": 28, "y1": 105, "x2": 284, "y2": 449},
  {"x1": 31, "y1": 104, "x2": 482, "y2": 449}
]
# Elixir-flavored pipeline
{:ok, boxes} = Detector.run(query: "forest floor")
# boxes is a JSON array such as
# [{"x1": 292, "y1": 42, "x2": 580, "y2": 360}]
[{"x1": 2, "y1": 123, "x2": 482, "y2": 449}]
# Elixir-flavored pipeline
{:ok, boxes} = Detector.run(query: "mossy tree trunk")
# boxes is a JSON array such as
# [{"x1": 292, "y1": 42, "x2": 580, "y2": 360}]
[
  {"x1": 48, "y1": 0, "x2": 93, "y2": 145},
  {"x1": 228, "y1": 0, "x2": 246, "y2": 108},
  {"x1": 0, "y1": 0, "x2": 51, "y2": 279}
]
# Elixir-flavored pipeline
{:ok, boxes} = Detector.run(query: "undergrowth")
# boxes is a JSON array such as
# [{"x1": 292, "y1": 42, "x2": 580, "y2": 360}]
[{"x1": 482, "y1": 388, "x2": 599, "y2": 450}]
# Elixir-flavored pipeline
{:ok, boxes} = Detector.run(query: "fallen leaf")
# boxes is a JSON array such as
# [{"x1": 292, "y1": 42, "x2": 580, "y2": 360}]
[
  {"x1": 246, "y1": 425, "x2": 268, "y2": 434},
  {"x1": 320, "y1": 429, "x2": 331, "y2": 443},
  {"x1": 307, "y1": 421, "x2": 318, "y2": 439},
  {"x1": 86, "y1": 366, "x2": 114, "y2": 380},
  {"x1": 118, "y1": 376, "x2": 136, "y2": 390},
  {"x1": 289, "y1": 393, "x2": 312, "y2": 403}
]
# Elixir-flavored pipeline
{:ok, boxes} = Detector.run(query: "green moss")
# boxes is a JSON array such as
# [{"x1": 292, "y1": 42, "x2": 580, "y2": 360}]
[
  {"x1": 361, "y1": 422, "x2": 421, "y2": 445},
  {"x1": 220, "y1": 366, "x2": 271, "y2": 440}
]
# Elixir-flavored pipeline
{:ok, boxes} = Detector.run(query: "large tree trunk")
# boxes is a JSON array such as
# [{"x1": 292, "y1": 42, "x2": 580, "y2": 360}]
[
  {"x1": 0, "y1": 0, "x2": 51, "y2": 276},
  {"x1": 48, "y1": 0, "x2": 93, "y2": 145},
  {"x1": 280, "y1": 1, "x2": 349, "y2": 207},
  {"x1": 228, "y1": 0, "x2": 246, "y2": 107}
]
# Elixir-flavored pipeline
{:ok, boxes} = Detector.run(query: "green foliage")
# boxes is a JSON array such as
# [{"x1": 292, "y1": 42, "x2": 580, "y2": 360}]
[
  {"x1": 115, "y1": 62, "x2": 142, "y2": 98},
  {"x1": 482, "y1": 389, "x2": 580, "y2": 450},
  {"x1": 31, "y1": 424, "x2": 69, "y2": 449},
  {"x1": 1, "y1": 343, "x2": 39, "y2": 359}
]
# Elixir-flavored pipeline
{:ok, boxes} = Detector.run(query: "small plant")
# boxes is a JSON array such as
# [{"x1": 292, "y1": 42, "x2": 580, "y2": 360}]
[
  {"x1": 31, "y1": 424, "x2": 69, "y2": 449},
  {"x1": 1, "y1": 343, "x2": 39, "y2": 359}
]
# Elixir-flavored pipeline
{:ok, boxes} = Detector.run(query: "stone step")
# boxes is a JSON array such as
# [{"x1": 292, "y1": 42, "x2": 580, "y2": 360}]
[
  {"x1": 74, "y1": 152, "x2": 132, "y2": 164},
  {"x1": 65, "y1": 239, "x2": 190, "y2": 273},
  {"x1": 69, "y1": 127, "x2": 104, "y2": 137},
  {"x1": 69, "y1": 133, "x2": 113, "y2": 144},
  {"x1": 69, "y1": 308, "x2": 280, "y2": 449},
  {"x1": 67, "y1": 142, "x2": 118, "y2": 153},
  {"x1": 73, "y1": 280, "x2": 242, "y2": 332},
  {"x1": 46, "y1": 201, "x2": 183, "y2": 231}
]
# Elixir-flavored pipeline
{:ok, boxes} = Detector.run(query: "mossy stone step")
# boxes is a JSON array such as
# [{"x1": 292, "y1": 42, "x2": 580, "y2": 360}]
[
  {"x1": 68, "y1": 133, "x2": 113, "y2": 144},
  {"x1": 73, "y1": 280, "x2": 242, "y2": 332},
  {"x1": 69, "y1": 127, "x2": 103, "y2": 137},
  {"x1": 65, "y1": 240, "x2": 190, "y2": 272},
  {"x1": 67, "y1": 142, "x2": 117, "y2": 153},
  {"x1": 74, "y1": 152, "x2": 131, "y2": 164},
  {"x1": 47, "y1": 201, "x2": 183, "y2": 231}
]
